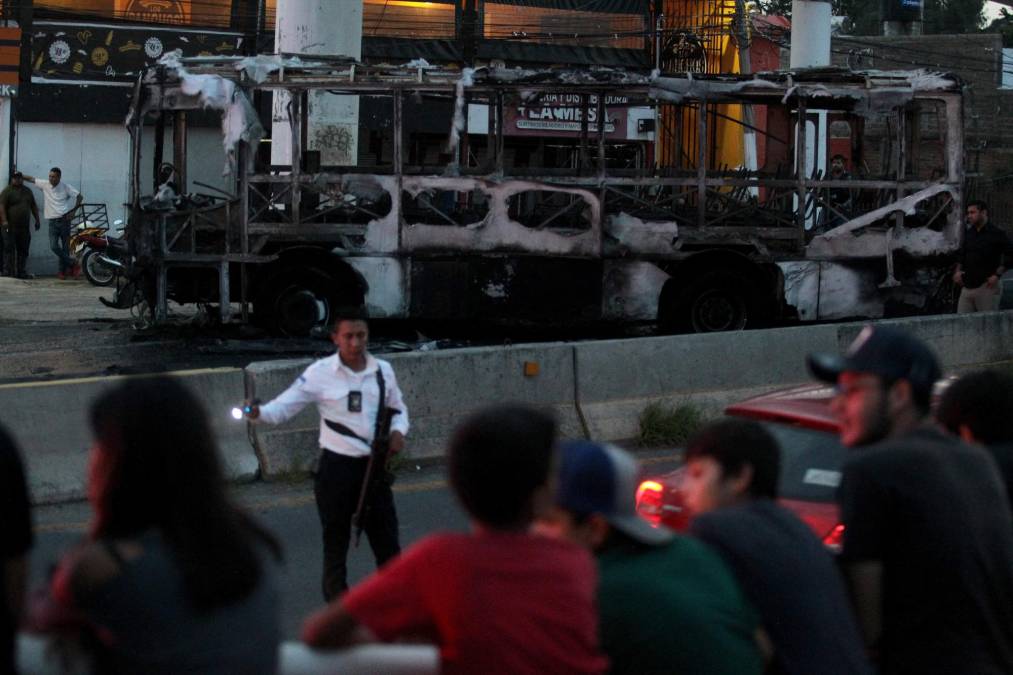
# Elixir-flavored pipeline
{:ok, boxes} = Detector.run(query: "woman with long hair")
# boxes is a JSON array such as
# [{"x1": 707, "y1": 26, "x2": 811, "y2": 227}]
[{"x1": 49, "y1": 375, "x2": 283, "y2": 673}]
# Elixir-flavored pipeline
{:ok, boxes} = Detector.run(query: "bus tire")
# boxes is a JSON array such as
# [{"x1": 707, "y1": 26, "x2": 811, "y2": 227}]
[
  {"x1": 256, "y1": 265, "x2": 351, "y2": 337},
  {"x1": 667, "y1": 271, "x2": 751, "y2": 333}
]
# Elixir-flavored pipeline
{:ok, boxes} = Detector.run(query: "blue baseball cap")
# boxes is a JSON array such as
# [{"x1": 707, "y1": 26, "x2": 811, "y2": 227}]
[{"x1": 556, "y1": 440, "x2": 673, "y2": 546}]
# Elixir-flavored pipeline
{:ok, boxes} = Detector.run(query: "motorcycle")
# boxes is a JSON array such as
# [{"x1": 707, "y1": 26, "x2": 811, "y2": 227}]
[{"x1": 72, "y1": 220, "x2": 125, "y2": 287}]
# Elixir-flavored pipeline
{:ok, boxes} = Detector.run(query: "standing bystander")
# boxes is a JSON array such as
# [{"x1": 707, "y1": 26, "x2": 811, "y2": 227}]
[
  {"x1": 953, "y1": 200, "x2": 1013, "y2": 313},
  {"x1": 20, "y1": 168, "x2": 81, "y2": 280},
  {"x1": 682, "y1": 419, "x2": 871, "y2": 675},
  {"x1": 1, "y1": 424, "x2": 32, "y2": 675},
  {"x1": 936, "y1": 369, "x2": 1013, "y2": 508},
  {"x1": 827, "y1": 153, "x2": 854, "y2": 227},
  {"x1": 807, "y1": 325, "x2": 1013, "y2": 674},
  {"x1": 545, "y1": 439, "x2": 764, "y2": 675},
  {"x1": 245, "y1": 312, "x2": 409, "y2": 600},
  {"x1": 0, "y1": 173, "x2": 40, "y2": 279},
  {"x1": 301, "y1": 405, "x2": 608, "y2": 675}
]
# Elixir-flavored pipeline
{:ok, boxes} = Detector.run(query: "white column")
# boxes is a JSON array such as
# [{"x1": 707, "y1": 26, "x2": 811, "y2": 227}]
[
  {"x1": 789, "y1": 0, "x2": 831, "y2": 69},
  {"x1": 790, "y1": 0, "x2": 831, "y2": 230},
  {"x1": 271, "y1": 0, "x2": 362, "y2": 167}
]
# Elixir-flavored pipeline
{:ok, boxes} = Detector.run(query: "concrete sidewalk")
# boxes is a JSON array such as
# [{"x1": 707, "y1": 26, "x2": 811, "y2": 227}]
[{"x1": 0, "y1": 276, "x2": 128, "y2": 324}]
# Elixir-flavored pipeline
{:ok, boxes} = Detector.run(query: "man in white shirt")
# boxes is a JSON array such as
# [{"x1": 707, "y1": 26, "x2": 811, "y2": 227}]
[
  {"x1": 246, "y1": 312, "x2": 409, "y2": 600},
  {"x1": 21, "y1": 167, "x2": 82, "y2": 279}
]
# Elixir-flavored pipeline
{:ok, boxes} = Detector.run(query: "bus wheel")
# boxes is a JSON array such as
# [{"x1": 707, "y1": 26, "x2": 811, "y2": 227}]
[
  {"x1": 678, "y1": 272, "x2": 750, "y2": 333},
  {"x1": 259, "y1": 267, "x2": 342, "y2": 337}
]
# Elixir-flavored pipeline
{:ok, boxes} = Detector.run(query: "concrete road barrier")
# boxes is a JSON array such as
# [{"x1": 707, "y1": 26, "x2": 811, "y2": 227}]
[
  {"x1": 574, "y1": 323, "x2": 842, "y2": 441},
  {"x1": 13, "y1": 311, "x2": 1013, "y2": 501},
  {"x1": 221, "y1": 311, "x2": 1013, "y2": 479},
  {"x1": 837, "y1": 311, "x2": 1013, "y2": 372},
  {"x1": 0, "y1": 368, "x2": 257, "y2": 504},
  {"x1": 244, "y1": 358, "x2": 318, "y2": 478}
]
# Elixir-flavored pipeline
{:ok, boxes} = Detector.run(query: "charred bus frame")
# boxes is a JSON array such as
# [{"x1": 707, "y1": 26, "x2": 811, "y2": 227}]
[{"x1": 123, "y1": 56, "x2": 964, "y2": 335}]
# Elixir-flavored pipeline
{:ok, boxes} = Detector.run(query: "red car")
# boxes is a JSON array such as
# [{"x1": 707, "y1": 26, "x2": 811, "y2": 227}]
[{"x1": 635, "y1": 383, "x2": 847, "y2": 551}]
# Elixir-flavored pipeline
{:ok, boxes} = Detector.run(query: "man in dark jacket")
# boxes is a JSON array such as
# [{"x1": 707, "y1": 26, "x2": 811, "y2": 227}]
[
  {"x1": 953, "y1": 200, "x2": 1013, "y2": 313},
  {"x1": 808, "y1": 326, "x2": 1013, "y2": 675},
  {"x1": 0, "y1": 172, "x2": 40, "y2": 278}
]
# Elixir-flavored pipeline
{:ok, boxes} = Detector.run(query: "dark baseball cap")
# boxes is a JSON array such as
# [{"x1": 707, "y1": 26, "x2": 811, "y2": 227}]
[
  {"x1": 555, "y1": 440, "x2": 673, "y2": 546},
  {"x1": 11, "y1": 171, "x2": 22, "y2": 178},
  {"x1": 807, "y1": 325, "x2": 941, "y2": 392}
]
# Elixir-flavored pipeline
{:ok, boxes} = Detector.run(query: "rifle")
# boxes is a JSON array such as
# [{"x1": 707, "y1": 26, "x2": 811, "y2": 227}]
[{"x1": 352, "y1": 406, "x2": 400, "y2": 547}]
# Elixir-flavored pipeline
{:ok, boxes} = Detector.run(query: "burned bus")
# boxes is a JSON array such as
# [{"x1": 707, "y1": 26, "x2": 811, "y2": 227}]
[{"x1": 116, "y1": 55, "x2": 963, "y2": 336}]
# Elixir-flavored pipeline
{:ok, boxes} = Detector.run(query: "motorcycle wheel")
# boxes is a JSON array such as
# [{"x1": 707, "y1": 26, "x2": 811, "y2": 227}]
[{"x1": 82, "y1": 249, "x2": 116, "y2": 287}]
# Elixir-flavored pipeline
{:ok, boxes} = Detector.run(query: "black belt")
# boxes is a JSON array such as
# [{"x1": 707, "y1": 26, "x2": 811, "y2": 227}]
[{"x1": 324, "y1": 419, "x2": 369, "y2": 445}]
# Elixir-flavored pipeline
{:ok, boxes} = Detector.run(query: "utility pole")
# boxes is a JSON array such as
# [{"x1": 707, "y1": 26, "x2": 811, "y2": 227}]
[
  {"x1": 789, "y1": 0, "x2": 831, "y2": 232},
  {"x1": 272, "y1": 0, "x2": 363, "y2": 168},
  {"x1": 461, "y1": 0, "x2": 478, "y2": 67},
  {"x1": 789, "y1": 0, "x2": 831, "y2": 70}
]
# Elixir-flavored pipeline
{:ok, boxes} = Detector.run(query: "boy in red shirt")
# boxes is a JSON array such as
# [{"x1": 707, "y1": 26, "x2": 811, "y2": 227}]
[{"x1": 301, "y1": 404, "x2": 608, "y2": 675}]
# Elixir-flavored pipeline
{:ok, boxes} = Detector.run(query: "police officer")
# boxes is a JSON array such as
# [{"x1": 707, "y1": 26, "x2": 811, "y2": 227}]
[{"x1": 246, "y1": 311, "x2": 409, "y2": 600}]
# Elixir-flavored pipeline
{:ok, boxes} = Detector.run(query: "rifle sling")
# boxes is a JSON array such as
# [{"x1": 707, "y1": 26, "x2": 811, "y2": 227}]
[{"x1": 323, "y1": 419, "x2": 369, "y2": 446}]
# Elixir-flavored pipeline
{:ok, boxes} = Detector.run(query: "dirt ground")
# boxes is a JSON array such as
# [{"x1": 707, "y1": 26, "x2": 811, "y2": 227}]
[
  {"x1": 0, "y1": 276, "x2": 337, "y2": 383},
  {"x1": 0, "y1": 275, "x2": 656, "y2": 383}
]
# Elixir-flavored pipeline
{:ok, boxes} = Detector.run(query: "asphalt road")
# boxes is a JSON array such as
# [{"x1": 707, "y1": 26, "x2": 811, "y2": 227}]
[{"x1": 29, "y1": 451, "x2": 681, "y2": 640}]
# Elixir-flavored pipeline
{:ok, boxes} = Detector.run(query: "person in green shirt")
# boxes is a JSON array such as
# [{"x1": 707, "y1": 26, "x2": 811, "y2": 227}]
[
  {"x1": 542, "y1": 440, "x2": 766, "y2": 675},
  {"x1": 0, "y1": 172, "x2": 41, "y2": 278}
]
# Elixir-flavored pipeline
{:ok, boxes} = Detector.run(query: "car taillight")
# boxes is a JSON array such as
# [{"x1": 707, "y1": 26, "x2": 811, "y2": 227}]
[
  {"x1": 823, "y1": 523, "x2": 845, "y2": 553},
  {"x1": 636, "y1": 480, "x2": 664, "y2": 527}
]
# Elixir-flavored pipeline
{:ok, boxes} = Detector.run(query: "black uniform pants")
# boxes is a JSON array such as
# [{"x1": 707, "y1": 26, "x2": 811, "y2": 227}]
[
  {"x1": 1, "y1": 224, "x2": 30, "y2": 277},
  {"x1": 314, "y1": 450, "x2": 400, "y2": 601}
]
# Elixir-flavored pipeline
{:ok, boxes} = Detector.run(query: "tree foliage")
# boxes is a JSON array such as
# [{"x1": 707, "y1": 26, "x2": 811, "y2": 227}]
[{"x1": 986, "y1": 8, "x2": 1013, "y2": 47}]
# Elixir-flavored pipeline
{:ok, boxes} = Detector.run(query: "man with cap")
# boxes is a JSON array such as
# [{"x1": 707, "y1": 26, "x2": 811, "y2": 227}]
[
  {"x1": 808, "y1": 324, "x2": 1013, "y2": 675},
  {"x1": 544, "y1": 439, "x2": 764, "y2": 675},
  {"x1": 682, "y1": 418, "x2": 871, "y2": 675},
  {"x1": 0, "y1": 172, "x2": 40, "y2": 278}
]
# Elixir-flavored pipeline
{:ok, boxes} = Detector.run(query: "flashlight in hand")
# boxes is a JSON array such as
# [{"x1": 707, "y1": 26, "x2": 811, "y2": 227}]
[{"x1": 231, "y1": 399, "x2": 260, "y2": 420}]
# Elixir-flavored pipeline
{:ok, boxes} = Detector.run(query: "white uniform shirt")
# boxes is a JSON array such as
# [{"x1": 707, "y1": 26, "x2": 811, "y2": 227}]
[
  {"x1": 258, "y1": 353, "x2": 409, "y2": 457},
  {"x1": 32, "y1": 178, "x2": 80, "y2": 219}
]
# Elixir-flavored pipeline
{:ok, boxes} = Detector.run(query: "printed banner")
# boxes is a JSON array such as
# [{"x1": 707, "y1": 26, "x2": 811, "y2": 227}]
[{"x1": 31, "y1": 21, "x2": 242, "y2": 82}]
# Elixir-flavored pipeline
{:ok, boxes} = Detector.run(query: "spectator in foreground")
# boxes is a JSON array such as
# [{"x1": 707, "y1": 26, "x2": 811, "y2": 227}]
[
  {"x1": 301, "y1": 404, "x2": 607, "y2": 675},
  {"x1": 544, "y1": 439, "x2": 764, "y2": 675},
  {"x1": 682, "y1": 419, "x2": 871, "y2": 675},
  {"x1": 808, "y1": 325, "x2": 1013, "y2": 674},
  {"x1": 44, "y1": 376, "x2": 282, "y2": 674},
  {"x1": 937, "y1": 369, "x2": 1013, "y2": 504},
  {"x1": 1, "y1": 424, "x2": 32, "y2": 675}
]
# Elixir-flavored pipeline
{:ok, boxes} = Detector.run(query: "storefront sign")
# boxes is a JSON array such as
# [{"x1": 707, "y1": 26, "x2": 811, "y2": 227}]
[
  {"x1": 118, "y1": 0, "x2": 189, "y2": 24},
  {"x1": 507, "y1": 94, "x2": 629, "y2": 139}
]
